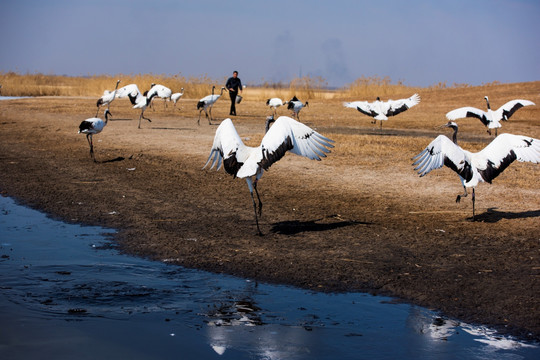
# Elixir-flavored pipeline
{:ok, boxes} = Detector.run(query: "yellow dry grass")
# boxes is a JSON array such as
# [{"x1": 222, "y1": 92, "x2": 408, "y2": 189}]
[{"x1": 0, "y1": 72, "x2": 481, "y2": 102}]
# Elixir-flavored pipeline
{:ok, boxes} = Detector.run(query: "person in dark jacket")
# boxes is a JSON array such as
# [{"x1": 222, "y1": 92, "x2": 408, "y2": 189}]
[{"x1": 225, "y1": 71, "x2": 243, "y2": 116}]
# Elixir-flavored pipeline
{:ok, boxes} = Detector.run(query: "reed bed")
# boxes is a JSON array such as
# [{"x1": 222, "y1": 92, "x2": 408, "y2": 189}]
[{"x1": 1, "y1": 72, "x2": 477, "y2": 101}]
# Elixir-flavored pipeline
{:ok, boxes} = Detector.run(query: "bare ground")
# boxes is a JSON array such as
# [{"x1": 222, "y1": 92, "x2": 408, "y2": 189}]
[{"x1": 0, "y1": 84, "x2": 539, "y2": 340}]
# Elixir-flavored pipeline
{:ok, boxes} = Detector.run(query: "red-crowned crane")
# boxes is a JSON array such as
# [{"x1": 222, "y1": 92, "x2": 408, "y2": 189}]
[
  {"x1": 148, "y1": 83, "x2": 172, "y2": 109},
  {"x1": 171, "y1": 88, "x2": 185, "y2": 109},
  {"x1": 127, "y1": 90, "x2": 158, "y2": 129},
  {"x1": 78, "y1": 109, "x2": 112, "y2": 162},
  {"x1": 266, "y1": 98, "x2": 283, "y2": 117},
  {"x1": 203, "y1": 115, "x2": 334, "y2": 235},
  {"x1": 287, "y1": 96, "x2": 308, "y2": 120},
  {"x1": 96, "y1": 80, "x2": 121, "y2": 116},
  {"x1": 412, "y1": 121, "x2": 540, "y2": 219},
  {"x1": 446, "y1": 96, "x2": 535, "y2": 136},
  {"x1": 197, "y1": 86, "x2": 226, "y2": 125},
  {"x1": 344, "y1": 93, "x2": 420, "y2": 129}
]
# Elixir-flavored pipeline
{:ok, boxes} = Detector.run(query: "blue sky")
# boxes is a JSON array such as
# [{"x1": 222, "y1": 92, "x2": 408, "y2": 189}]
[{"x1": 1, "y1": 0, "x2": 539, "y2": 87}]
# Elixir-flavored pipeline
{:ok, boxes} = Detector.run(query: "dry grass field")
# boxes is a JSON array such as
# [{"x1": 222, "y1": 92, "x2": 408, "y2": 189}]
[{"x1": 0, "y1": 76, "x2": 539, "y2": 339}]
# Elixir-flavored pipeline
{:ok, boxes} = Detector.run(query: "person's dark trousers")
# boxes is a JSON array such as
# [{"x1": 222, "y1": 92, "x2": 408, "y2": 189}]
[{"x1": 229, "y1": 91, "x2": 238, "y2": 115}]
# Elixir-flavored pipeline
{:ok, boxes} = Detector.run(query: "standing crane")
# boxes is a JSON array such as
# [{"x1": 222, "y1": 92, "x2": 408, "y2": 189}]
[
  {"x1": 127, "y1": 90, "x2": 158, "y2": 129},
  {"x1": 78, "y1": 109, "x2": 112, "y2": 162},
  {"x1": 412, "y1": 121, "x2": 540, "y2": 219},
  {"x1": 171, "y1": 88, "x2": 185, "y2": 109},
  {"x1": 96, "y1": 79, "x2": 121, "y2": 116},
  {"x1": 204, "y1": 115, "x2": 334, "y2": 235},
  {"x1": 197, "y1": 86, "x2": 226, "y2": 125},
  {"x1": 344, "y1": 94, "x2": 420, "y2": 129},
  {"x1": 266, "y1": 98, "x2": 283, "y2": 117},
  {"x1": 446, "y1": 96, "x2": 535, "y2": 136},
  {"x1": 148, "y1": 83, "x2": 172, "y2": 109},
  {"x1": 287, "y1": 96, "x2": 308, "y2": 120}
]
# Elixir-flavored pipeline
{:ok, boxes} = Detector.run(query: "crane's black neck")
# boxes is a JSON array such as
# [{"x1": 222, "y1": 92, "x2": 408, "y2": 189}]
[
  {"x1": 265, "y1": 117, "x2": 275, "y2": 133},
  {"x1": 451, "y1": 126, "x2": 458, "y2": 144},
  {"x1": 484, "y1": 97, "x2": 491, "y2": 110}
]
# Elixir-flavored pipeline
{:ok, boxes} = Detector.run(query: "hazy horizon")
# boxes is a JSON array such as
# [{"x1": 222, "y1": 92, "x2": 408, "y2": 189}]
[{"x1": 1, "y1": 0, "x2": 539, "y2": 88}]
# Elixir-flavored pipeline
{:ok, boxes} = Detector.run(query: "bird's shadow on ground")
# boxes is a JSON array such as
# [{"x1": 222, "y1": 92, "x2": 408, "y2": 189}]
[
  {"x1": 97, "y1": 156, "x2": 125, "y2": 164},
  {"x1": 470, "y1": 208, "x2": 540, "y2": 223},
  {"x1": 270, "y1": 216, "x2": 371, "y2": 235}
]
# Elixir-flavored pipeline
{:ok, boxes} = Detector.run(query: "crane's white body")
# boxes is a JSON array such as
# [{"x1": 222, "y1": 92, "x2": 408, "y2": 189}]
[
  {"x1": 204, "y1": 116, "x2": 334, "y2": 234},
  {"x1": 266, "y1": 98, "x2": 283, "y2": 116},
  {"x1": 344, "y1": 93, "x2": 420, "y2": 128},
  {"x1": 287, "y1": 96, "x2": 308, "y2": 120},
  {"x1": 413, "y1": 122, "x2": 540, "y2": 218},
  {"x1": 148, "y1": 84, "x2": 172, "y2": 109},
  {"x1": 446, "y1": 96, "x2": 535, "y2": 135},
  {"x1": 79, "y1": 109, "x2": 112, "y2": 161},
  {"x1": 96, "y1": 80, "x2": 121, "y2": 116},
  {"x1": 115, "y1": 84, "x2": 142, "y2": 99},
  {"x1": 171, "y1": 88, "x2": 185, "y2": 108}
]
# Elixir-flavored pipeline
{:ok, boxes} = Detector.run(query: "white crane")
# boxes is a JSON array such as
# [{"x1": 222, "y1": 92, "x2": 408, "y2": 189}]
[
  {"x1": 78, "y1": 109, "x2": 112, "y2": 162},
  {"x1": 266, "y1": 98, "x2": 283, "y2": 117},
  {"x1": 204, "y1": 116, "x2": 335, "y2": 235},
  {"x1": 127, "y1": 90, "x2": 158, "y2": 129},
  {"x1": 115, "y1": 83, "x2": 142, "y2": 99},
  {"x1": 148, "y1": 83, "x2": 172, "y2": 109},
  {"x1": 95, "y1": 79, "x2": 121, "y2": 116},
  {"x1": 412, "y1": 121, "x2": 540, "y2": 219},
  {"x1": 287, "y1": 96, "x2": 308, "y2": 120},
  {"x1": 446, "y1": 96, "x2": 535, "y2": 136},
  {"x1": 171, "y1": 88, "x2": 185, "y2": 109},
  {"x1": 344, "y1": 93, "x2": 420, "y2": 129},
  {"x1": 197, "y1": 86, "x2": 226, "y2": 125}
]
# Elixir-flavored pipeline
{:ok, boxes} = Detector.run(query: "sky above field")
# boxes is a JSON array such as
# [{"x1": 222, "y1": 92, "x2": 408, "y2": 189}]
[{"x1": 1, "y1": 0, "x2": 539, "y2": 88}]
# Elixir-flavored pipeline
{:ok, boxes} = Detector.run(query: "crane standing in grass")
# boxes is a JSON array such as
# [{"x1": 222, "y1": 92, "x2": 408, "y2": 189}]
[
  {"x1": 412, "y1": 121, "x2": 540, "y2": 220},
  {"x1": 204, "y1": 115, "x2": 334, "y2": 235},
  {"x1": 446, "y1": 96, "x2": 535, "y2": 136},
  {"x1": 78, "y1": 109, "x2": 112, "y2": 162}
]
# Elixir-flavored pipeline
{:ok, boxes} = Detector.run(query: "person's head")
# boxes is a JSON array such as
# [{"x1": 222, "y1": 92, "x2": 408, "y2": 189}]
[{"x1": 233, "y1": 71, "x2": 238, "y2": 78}]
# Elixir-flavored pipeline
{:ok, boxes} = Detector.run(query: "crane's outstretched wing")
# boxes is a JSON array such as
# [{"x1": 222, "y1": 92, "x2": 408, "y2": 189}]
[
  {"x1": 258, "y1": 116, "x2": 334, "y2": 171},
  {"x1": 343, "y1": 101, "x2": 377, "y2": 118},
  {"x1": 495, "y1": 99, "x2": 535, "y2": 121},
  {"x1": 115, "y1": 84, "x2": 141, "y2": 99},
  {"x1": 386, "y1": 93, "x2": 421, "y2": 117},
  {"x1": 446, "y1": 107, "x2": 489, "y2": 126},
  {"x1": 476, "y1": 133, "x2": 540, "y2": 183},
  {"x1": 412, "y1": 135, "x2": 473, "y2": 181},
  {"x1": 203, "y1": 118, "x2": 245, "y2": 176}
]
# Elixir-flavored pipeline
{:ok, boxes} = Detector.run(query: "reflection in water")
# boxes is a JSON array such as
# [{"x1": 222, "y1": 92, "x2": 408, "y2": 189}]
[{"x1": 0, "y1": 195, "x2": 538, "y2": 360}]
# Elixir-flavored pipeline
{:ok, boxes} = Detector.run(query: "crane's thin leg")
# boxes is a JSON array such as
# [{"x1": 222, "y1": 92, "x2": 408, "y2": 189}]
[
  {"x1": 254, "y1": 181, "x2": 263, "y2": 216},
  {"x1": 138, "y1": 113, "x2": 142, "y2": 129},
  {"x1": 380, "y1": 121, "x2": 383, "y2": 130},
  {"x1": 208, "y1": 107, "x2": 213, "y2": 125},
  {"x1": 198, "y1": 110, "x2": 202, "y2": 126},
  {"x1": 87, "y1": 134, "x2": 96, "y2": 162},
  {"x1": 472, "y1": 188, "x2": 476, "y2": 221},
  {"x1": 456, "y1": 185, "x2": 468, "y2": 203},
  {"x1": 250, "y1": 191, "x2": 263, "y2": 236}
]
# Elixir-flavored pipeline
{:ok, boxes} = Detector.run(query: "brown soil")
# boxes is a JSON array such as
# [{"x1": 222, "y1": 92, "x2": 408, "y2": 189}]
[{"x1": 1, "y1": 83, "x2": 539, "y2": 340}]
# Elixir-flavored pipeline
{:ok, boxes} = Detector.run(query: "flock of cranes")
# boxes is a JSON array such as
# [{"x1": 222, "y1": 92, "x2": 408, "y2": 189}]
[{"x1": 80, "y1": 79, "x2": 538, "y2": 233}]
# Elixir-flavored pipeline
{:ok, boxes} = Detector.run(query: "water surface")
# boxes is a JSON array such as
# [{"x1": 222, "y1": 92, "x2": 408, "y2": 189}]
[{"x1": 0, "y1": 196, "x2": 537, "y2": 359}]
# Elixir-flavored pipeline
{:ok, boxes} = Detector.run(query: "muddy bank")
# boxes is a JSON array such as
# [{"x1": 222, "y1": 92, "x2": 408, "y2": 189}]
[{"x1": 0, "y1": 94, "x2": 539, "y2": 340}]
